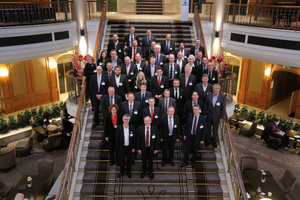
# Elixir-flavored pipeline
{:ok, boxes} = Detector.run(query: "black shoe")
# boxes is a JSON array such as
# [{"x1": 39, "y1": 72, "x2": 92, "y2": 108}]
[
  {"x1": 116, "y1": 162, "x2": 120, "y2": 166},
  {"x1": 161, "y1": 161, "x2": 166, "y2": 167},
  {"x1": 110, "y1": 162, "x2": 114, "y2": 166},
  {"x1": 92, "y1": 123, "x2": 97, "y2": 128},
  {"x1": 169, "y1": 161, "x2": 175, "y2": 166},
  {"x1": 191, "y1": 163, "x2": 195, "y2": 168},
  {"x1": 181, "y1": 162, "x2": 188, "y2": 167},
  {"x1": 127, "y1": 172, "x2": 132, "y2": 178},
  {"x1": 213, "y1": 143, "x2": 217, "y2": 148},
  {"x1": 117, "y1": 172, "x2": 124, "y2": 178},
  {"x1": 140, "y1": 172, "x2": 146, "y2": 179},
  {"x1": 148, "y1": 173, "x2": 154, "y2": 180}
]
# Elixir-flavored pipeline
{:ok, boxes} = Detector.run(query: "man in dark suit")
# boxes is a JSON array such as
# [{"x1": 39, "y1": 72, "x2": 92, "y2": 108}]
[
  {"x1": 203, "y1": 61, "x2": 218, "y2": 85},
  {"x1": 142, "y1": 97, "x2": 160, "y2": 128},
  {"x1": 179, "y1": 65, "x2": 196, "y2": 104},
  {"x1": 205, "y1": 84, "x2": 226, "y2": 148},
  {"x1": 109, "y1": 66, "x2": 130, "y2": 101},
  {"x1": 116, "y1": 114, "x2": 136, "y2": 178},
  {"x1": 105, "y1": 50, "x2": 123, "y2": 70},
  {"x1": 149, "y1": 44, "x2": 166, "y2": 68},
  {"x1": 135, "y1": 53, "x2": 146, "y2": 71},
  {"x1": 160, "y1": 33, "x2": 175, "y2": 60},
  {"x1": 181, "y1": 104, "x2": 206, "y2": 168},
  {"x1": 184, "y1": 91, "x2": 206, "y2": 120},
  {"x1": 124, "y1": 26, "x2": 140, "y2": 49},
  {"x1": 163, "y1": 54, "x2": 180, "y2": 86},
  {"x1": 159, "y1": 106, "x2": 180, "y2": 166},
  {"x1": 144, "y1": 41, "x2": 156, "y2": 61},
  {"x1": 176, "y1": 51, "x2": 188, "y2": 74},
  {"x1": 158, "y1": 89, "x2": 176, "y2": 115},
  {"x1": 143, "y1": 56, "x2": 159, "y2": 82},
  {"x1": 101, "y1": 87, "x2": 122, "y2": 117},
  {"x1": 121, "y1": 56, "x2": 138, "y2": 91},
  {"x1": 90, "y1": 66, "x2": 109, "y2": 128},
  {"x1": 126, "y1": 40, "x2": 143, "y2": 62},
  {"x1": 137, "y1": 116, "x2": 159, "y2": 180},
  {"x1": 190, "y1": 38, "x2": 205, "y2": 57},
  {"x1": 142, "y1": 29, "x2": 156, "y2": 57},
  {"x1": 169, "y1": 79, "x2": 184, "y2": 131},
  {"x1": 194, "y1": 51, "x2": 204, "y2": 82},
  {"x1": 174, "y1": 42, "x2": 189, "y2": 61},
  {"x1": 150, "y1": 67, "x2": 169, "y2": 105},
  {"x1": 120, "y1": 92, "x2": 141, "y2": 129},
  {"x1": 195, "y1": 74, "x2": 213, "y2": 103},
  {"x1": 135, "y1": 84, "x2": 153, "y2": 109},
  {"x1": 102, "y1": 62, "x2": 115, "y2": 81},
  {"x1": 107, "y1": 34, "x2": 125, "y2": 62}
]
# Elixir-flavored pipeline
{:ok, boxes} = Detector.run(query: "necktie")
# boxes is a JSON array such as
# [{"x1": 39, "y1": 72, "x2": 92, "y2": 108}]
[
  {"x1": 127, "y1": 65, "x2": 130, "y2": 75},
  {"x1": 110, "y1": 96, "x2": 113, "y2": 105},
  {"x1": 169, "y1": 117, "x2": 172, "y2": 136},
  {"x1": 158, "y1": 77, "x2": 161, "y2": 87},
  {"x1": 130, "y1": 34, "x2": 133, "y2": 47},
  {"x1": 147, "y1": 36, "x2": 150, "y2": 44},
  {"x1": 185, "y1": 75, "x2": 188, "y2": 88},
  {"x1": 165, "y1": 99, "x2": 168, "y2": 113},
  {"x1": 129, "y1": 104, "x2": 133, "y2": 116},
  {"x1": 166, "y1": 42, "x2": 169, "y2": 52},
  {"x1": 151, "y1": 107, "x2": 154, "y2": 122},
  {"x1": 146, "y1": 127, "x2": 150, "y2": 147},
  {"x1": 156, "y1": 54, "x2": 159, "y2": 65},
  {"x1": 192, "y1": 116, "x2": 197, "y2": 135},
  {"x1": 170, "y1": 64, "x2": 173, "y2": 79},
  {"x1": 209, "y1": 71, "x2": 212, "y2": 79},
  {"x1": 97, "y1": 75, "x2": 101, "y2": 93},
  {"x1": 175, "y1": 89, "x2": 178, "y2": 99},
  {"x1": 142, "y1": 93, "x2": 145, "y2": 102},
  {"x1": 133, "y1": 47, "x2": 136, "y2": 61}
]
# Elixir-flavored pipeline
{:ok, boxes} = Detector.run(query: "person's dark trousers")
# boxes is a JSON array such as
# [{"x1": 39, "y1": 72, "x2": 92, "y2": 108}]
[
  {"x1": 119, "y1": 146, "x2": 132, "y2": 173},
  {"x1": 93, "y1": 96, "x2": 101, "y2": 125},
  {"x1": 109, "y1": 134, "x2": 119, "y2": 164},
  {"x1": 162, "y1": 136, "x2": 175, "y2": 163},
  {"x1": 86, "y1": 83, "x2": 94, "y2": 106},
  {"x1": 206, "y1": 118, "x2": 219, "y2": 144},
  {"x1": 184, "y1": 135, "x2": 199, "y2": 164},
  {"x1": 272, "y1": 134, "x2": 289, "y2": 147},
  {"x1": 142, "y1": 147, "x2": 154, "y2": 174}
]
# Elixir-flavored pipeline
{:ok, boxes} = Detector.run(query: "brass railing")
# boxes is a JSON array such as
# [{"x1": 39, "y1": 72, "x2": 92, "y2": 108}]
[
  {"x1": 66, "y1": 71, "x2": 83, "y2": 105},
  {"x1": 194, "y1": 2, "x2": 214, "y2": 22},
  {"x1": 93, "y1": 2, "x2": 106, "y2": 61},
  {"x1": 194, "y1": 3, "x2": 209, "y2": 57},
  {"x1": 0, "y1": 1, "x2": 74, "y2": 27},
  {"x1": 226, "y1": 3, "x2": 300, "y2": 31},
  {"x1": 219, "y1": 71, "x2": 237, "y2": 104}
]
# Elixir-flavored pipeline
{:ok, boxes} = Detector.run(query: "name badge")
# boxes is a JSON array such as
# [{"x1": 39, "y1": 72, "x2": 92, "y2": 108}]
[
  {"x1": 216, "y1": 102, "x2": 220, "y2": 106},
  {"x1": 175, "y1": 71, "x2": 178, "y2": 74},
  {"x1": 189, "y1": 82, "x2": 193, "y2": 86},
  {"x1": 170, "y1": 48, "x2": 173, "y2": 50},
  {"x1": 155, "y1": 73, "x2": 157, "y2": 76},
  {"x1": 160, "y1": 85, "x2": 164, "y2": 88},
  {"x1": 184, "y1": 56, "x2": 187, "y2": 58},
  {"x1": 94, "y1": 70, "x2": 97, "y2": 73},
  {"x1": 145, "y1": 99, "x2": 149, "y2": 103},
  {"x1": 174, "y1": 125, "x2": 177, "y2": 128},
  {"x1": 135, "y1": 85, "x2": 138, "y2": 89},
  {"x1": 119, "y1": 83, "x2": 123, "y2": 86},
  {"x1": 152, "y1": 135, "x2": 156, "y2": 139},
  {"x1": 114, "y1": 125, "x2": 117, "y2": 128},
  {"x1": 130, "y1": 72, "x2": 134, "y2": 75},
  {"x1": 139, "y1": 67, "x2": 142, "y2": 71},
  {"x1": 118, "y1": 49, "x2": 122, "y2": 52},
  {"x1": 160, "y1": 62, "x2": 163, "y2": 65},
  {"x1": 180, "y1": 96, "x2": 182, "y2": 99},
  {"x1": 130, "y1": 133, "x2": 133, "y2": 137},
  {"x1": 101, "y1": 82, "x2": 105, "y2": 85},
  {"x1": 155, "y1": 115, "x2": 158, "y2": 119},
  {"x1": 212, "y1": 78, "x2": 215, "y2": 81},
  {"x1": 134, "y1": 111, "x2": 138, "y2": 114},
  {"x1": 99, "y1": 62, "x2": 103, "y2": 66},
  {"x1": 200, "y1": 125, "x2": 204, "y2": 129}
]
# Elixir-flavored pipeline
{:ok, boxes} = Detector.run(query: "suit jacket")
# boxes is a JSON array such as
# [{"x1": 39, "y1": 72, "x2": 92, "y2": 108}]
[
  {"x1": 89, "y1": 74, "x2": 109, "y2": 97},
  {"x1": 105, "y1": 58, "x2": 123, "y2": 69},
  {"x1": 195, "y1": 82, "x2": 213, "y2": 103},
  {"x1": 124, "y1": 34, "x2": 140, "y2": 47},
  {"x1": 109, "y1": 74, "x2": 131, "y2": 99},
  {"x1": 142, "y1": 35, "x2": 156, "y2": 55},
  {"x1": 142, "y1": 106, "x2": 160, "y2": 127},
  {"x1": 184, "y1": 100, "x2": 206, "y2": 119},
  {"x1": 102, "y1": 70, "x2": 115, "y2": 83},
  {"x1": 150, "y1": 75, "x2": 169, "y2": 97},
  {"x1": 158, "y1": 97, "x2": 176, "y2": 115},
  {"x1": 136, "y1": 125, "x2": 159, "y2": 152},
  {"x1": 159, "y1": 114, "x2": 180, "y2": 141},
  {"x1": 169, "y1": 87, "x2": 184, "y2": 111},
  {"x1": 126, "y1": 46, "x2": 143, "y2": 61},
  {"x1": 104, "y1": 114, "x2": 122, "y2": 138},
  {"x1": 107, "y1": 40, "x2": 125, "y2": 61},
  {"x1": 149, "y1": 53, "x2": 166, "y2": 68},
  {"x1": 116, "y1": 124, "x2": 136, "y2": 150},
  {"x1": 145, "y1": 47, "x2": 155, "y2": 61},
  {"x1": 135, "y1": 91, "x2": 153, "y2": 109},
  {"x1": 160, "y1": 40, "x2": 175, "y2": 55},
  {"x1": 163, "y1": 63, "x2": 180, "y2": 80},
  {"x1": 143, "y1": 64, "x2": 159, "y2": 82},
  {"x1": 121, "y1": 63, "x2": 138, "y2": 82},
  {"x1": 120, "y1": 100, "x2": 141, "y2": 127},
  {"x1": 184, "y1": 113, "x2": 206, "y2": 142},
  {"x1": 205, "y1": 92, "x2": 226, "y2": 122},
  {"x1": 190, "y1": 46, "x2": 205, "y2": 57},
  {"x1": 101, "y1": 94, "x2": 122, "y2": 117},
  {"x1": 179, "y1": 73, "x2": 197, "y2": 102},
  {"x1": 135, "y1": 61, "x2": 146, "y2": 71},
  {"x1": 176, "y1": 59, "x2": 188, "y2": 74},
  {"x1": 174, "y1": 49, "x2": 190, "y2": 61},
  {"x1": 203, "y1": 70, "x2": 219, "y2": 84}
]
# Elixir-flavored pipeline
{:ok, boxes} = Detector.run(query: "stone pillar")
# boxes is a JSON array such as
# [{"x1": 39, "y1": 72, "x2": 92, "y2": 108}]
[
  {"x1": 74, "y1": 0, "x2": 88, "y2": 55},
  {"x1": 211, "y1": 0, "x2": 227, "y2": 56}
]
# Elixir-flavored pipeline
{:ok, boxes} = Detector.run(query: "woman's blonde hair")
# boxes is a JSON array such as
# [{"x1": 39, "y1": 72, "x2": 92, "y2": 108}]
[{"x1": 136, "y1": 71, "x2": 147, "y2": 87}]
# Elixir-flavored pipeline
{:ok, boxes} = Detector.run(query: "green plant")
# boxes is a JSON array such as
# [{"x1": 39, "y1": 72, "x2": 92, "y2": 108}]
[
  {"x1": 248, "y1": 109, "x2": 256, "y2": 122},
  {"x1": 59, "y1": 101, "x2": 66, "y2": 110},
  {"x1": 44, "y1": 104, "x2": 52, "y2": 118},
  {"x1": 38, "y1": 106, "x2": 44, "y2": 116},
  {"x1": 8, "y1": 115, "x2": 18, "y2": 130},
  {"x1": 52, "y1": 103, "x2": 60, "y2": 118},
  {"x1": 278, "y1": 116, "x2": 293, "y2": 132},
  {"x1": 17, "y1": 112, "x2": 27, "y2": 128},
  {"x1": 31, "y1": 107, "x2": 37, "y2": 117},
  {"x1": 255, "y1": 110, "x2": 265, "y2": 124},
  {"x1": 24, "y1": 109, "x2": 31, "y2": 125},
  {"x1": 241, "y1": 105, "x2": 249, "y2": 116},
  {"x1": 293, "y1": 120, "x2": 300, "y2": 132},
  {"x1": 0, "y1": 117, "x2": 9, "y2": 134},
  {"x1": 234, "y1": 103, "x2": 241, "y2": 113},
  {"x1": 264, "y1": 113, "x2": 277, "y2": 126}
]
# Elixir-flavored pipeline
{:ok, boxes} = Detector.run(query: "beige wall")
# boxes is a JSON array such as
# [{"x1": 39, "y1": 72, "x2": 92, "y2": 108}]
[
  {"x1": 117, "y1": 0, "x2": 136, "y2": 14},
  {"x1": 10, "y1": 62, "x2": 28, "y2": 96},
  {"x1": 163, "y1": 0, "x2": 181, "y2": 14},
  {"x1": 32, "y1": 58, "x2": 49, "y2": 92},
  {"x1": 248, "y1": 60, "x2": 265, "y2": 93}
]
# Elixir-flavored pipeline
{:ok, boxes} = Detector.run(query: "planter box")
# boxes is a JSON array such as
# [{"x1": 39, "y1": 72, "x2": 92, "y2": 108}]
[{"x1": 0, "y1": 126, "x2": 32, "y2": 145}]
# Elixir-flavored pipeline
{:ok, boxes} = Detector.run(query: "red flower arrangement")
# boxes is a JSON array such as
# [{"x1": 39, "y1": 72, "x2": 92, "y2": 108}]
[
  {"x1": 71, "y1": 52, "x2": 90, "y2": 77},
  {"x1": 208, "y1": 53, "x2": 231, "y2": 78}
]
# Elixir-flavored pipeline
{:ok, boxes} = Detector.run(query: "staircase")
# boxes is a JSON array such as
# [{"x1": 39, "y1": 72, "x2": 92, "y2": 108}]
[
  {"x1": 136, "y1": 0, "x2": 163, "y2": 15},
  {"x1": 72, "y1": 111, "x2": 230, "y2": 199},
  {"x1": 103, "y1": 21, "x2": 195, "y2": 53}
]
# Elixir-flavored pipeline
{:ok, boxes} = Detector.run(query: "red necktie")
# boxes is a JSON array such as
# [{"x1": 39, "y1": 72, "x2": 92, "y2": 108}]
[
  {"x1": 146, "y1": 127, "x2": 150, "y2": 147},
  {"x1": 192, "y1": 116, "x2": 197, "y2": 135},
  {"x1": 133, "y1": 47, "x2": 136, "y2": 61},
  {"x1": 151, "y1": 107, "x2": 154, "y2": 122},
  {"x1": 158, "y1": 77, "x2": 161, "y2": 87}
]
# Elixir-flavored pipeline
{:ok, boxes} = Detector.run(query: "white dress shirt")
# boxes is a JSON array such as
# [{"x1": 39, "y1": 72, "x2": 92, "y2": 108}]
[
  {"x1": 123, "y1": 126, "x2": 129, "y2": 146},
  {"x1": 191, "y1": 114, "x2": 200, "y2": 135},
  {"x1": 202, "y1": 83, "x2": 207, "y2": 92},
  {"x1": 115, "y1": 75, "x2": 120, "y2": 87},
  {"x1": 145, "y1": 126, "x2": 151, "y2": 145}
]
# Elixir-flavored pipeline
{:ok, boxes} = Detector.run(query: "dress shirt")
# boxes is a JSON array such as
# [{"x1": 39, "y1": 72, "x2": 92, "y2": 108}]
[
  {"x1": 114, "y1": 40, "x2": 118, "y2": 50},
  {"x1": 115, "y1": 75, "x2": 121, "y2": 87},
  {"x1": 109, "y1": 95, "x2": 115, "y2": 105},
  {"x1": 168, "y1": 115, "x2": 174, "y2": 136},
  {"x1": 141, "y1": 92, "x2": 145, "y2": 100},
  {"x1": 174, "y1": 88, "x2": 179, "y2": 99},
  {"x1": 108, "y1": 71, "x2": 112, "y2": 78},
  {"x1": 169, "y1": 63, "x2": 174, "y2": 79},
  {"x1": 124, "y1": 126, "x2": 129, "y2": 146},
  {"x1": 126, "y1": 65, "x2": 130, "y2": 75},
  {"x1": 136, "y1": 62, "x2": 141, "y2": 71},
  {"x1": 145, "y1": 126, "x2": 151, "y2": 146},
  {"x1": 212, "y1": 93, "x2": 220, "y2": 107},
  {"x1": 156, "y1": 54, "x2": 160, "y2": 65},
  {"x1": 202, "y1": 83, "x2": 207, "y2": 92},
  {"x1": 151, "y1": 65, "x2": 155, "y2": 76},
  {"x1": 128, "y1": 102, "x2": 133, "y2": 115},
  {"x1": 165, "y1": 98, "x2": 169, "y2": 112},
  {"x1": 192, "y1": 101, "x2": 198, "y2": 107},
  {"x1": 97, "y1": 74, "x2": 102, "y2": 93},
  {"x1": 191, "y1": 114, "x2": 200, "y2": 135},
  {"x1": 112, "y1": 59, "x2": 117, "y2": 69},
  {"x1": 129, "y1": 34, "x2": 134, "y2": 47},
  {"x1": 177, "y1": 59, "x2": 183, "y2": 72},
  {"x1": 195, "y1": 46, "x2": 199, "y2": 55}
]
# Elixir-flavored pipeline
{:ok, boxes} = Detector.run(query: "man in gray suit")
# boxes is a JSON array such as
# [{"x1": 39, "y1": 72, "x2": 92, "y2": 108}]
[
  {"x1": 158, "y1": 89, "x2": 176, "y2": 115},
  {"x1": 205, "y1": 84, "x2": 226, "y2": 148},
  {"x1": 195, "y1": 74, "x2": 213, "y2": 103}
]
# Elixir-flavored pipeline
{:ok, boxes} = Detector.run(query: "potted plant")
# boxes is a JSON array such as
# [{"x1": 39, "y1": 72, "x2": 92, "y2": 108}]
[
  {"x1": 31, "y1": 107, "x2": 37, "y2": 117},
  {"x1": 248, "y1": 109, "x2": 257, "y2": 122},
  {"x1": 241, "y1": 105, "x2": 249, "y2": 116},
  {"x1": 293, "y1": 120, "x2": 300, "y2": 133},
  {"x1": 234, "y1": 103, "x2": 241, "y2": 116},
  {"x1": 17, "y1": 112, "x2": 27, "y2": 128},
  {"x1": 52, "y1": 103, "x2": 60, "y2": 118},
  {"x1": 8, "y1": 115, "x2": 18, "y2": 130},
  {"x1": 24, "y1": 109, "x2": 31, "y2": 126},
  {"x1": 256, "y1": 110, "x2": 265, "y2": 125},
  {"x1": 0, "y1": 117, "x2": 9, "y2": 134},
  {"x1": 278, "y1": 116, "x2": 293, "y2": 132}
]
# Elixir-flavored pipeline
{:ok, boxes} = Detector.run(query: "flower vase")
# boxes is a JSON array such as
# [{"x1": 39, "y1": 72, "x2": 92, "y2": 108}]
[{"x1": 72, "y1": 68, "x2": 78, "y2": 77}]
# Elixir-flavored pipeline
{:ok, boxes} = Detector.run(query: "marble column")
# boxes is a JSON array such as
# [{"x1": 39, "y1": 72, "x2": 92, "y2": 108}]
[{"x1": 74, "y1": 0, "x2": 88, "y2": 56}]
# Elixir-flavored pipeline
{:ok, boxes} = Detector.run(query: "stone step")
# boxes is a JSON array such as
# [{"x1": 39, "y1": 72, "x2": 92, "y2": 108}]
[
  {"x1": 136, "y1": 12, "x2": 163, "y2": 15},
  {"x1": 137, "y1": 8, "x2": 163, "y2": 11},
  {"x1": 136, "y1": 5, "x2": 162, "y2": 8}
]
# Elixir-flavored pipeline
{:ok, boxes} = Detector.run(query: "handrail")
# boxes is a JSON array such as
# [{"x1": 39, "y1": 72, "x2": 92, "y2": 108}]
[
  {"x1": 93, "y1": 2, "x2": 106, "y2": 60},
  {"x1": 226, "y1": 3, "x2": 300, "y2": 8},
  {"x1": 194, "y1": 3, "x2": 208, "y2": 57}
]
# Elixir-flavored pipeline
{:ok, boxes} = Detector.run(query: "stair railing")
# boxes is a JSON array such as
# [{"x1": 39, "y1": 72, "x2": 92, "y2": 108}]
[{"x1": 194, "y1": 2, "x2": 209, "y2": 57}]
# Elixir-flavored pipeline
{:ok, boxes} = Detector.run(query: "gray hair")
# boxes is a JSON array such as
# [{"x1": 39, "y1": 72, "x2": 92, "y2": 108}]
[
  {"x1": 154, "y1": 44, "x2": 161, "y2": 50},
  {"x1": 188, "y1": 54, "x2": 195, "y2": 62}
]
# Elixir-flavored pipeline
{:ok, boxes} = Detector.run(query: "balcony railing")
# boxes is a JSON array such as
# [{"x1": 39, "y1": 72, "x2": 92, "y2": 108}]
[
  {"x1": 0, "y1": 1, "x2": 74, "y2": 27},
  {"x1": 87, "y1": 0, "x2": 105, "y2": 20},
  {"x1": 226, "y1": 3, "x2": 300, "y2": 31},
  {"x1": 66, "y1": 71, "x2": 83, "y2": 105},
  {"x1": 194, "y1": 2, "x2": 214, "y2": 22}
]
